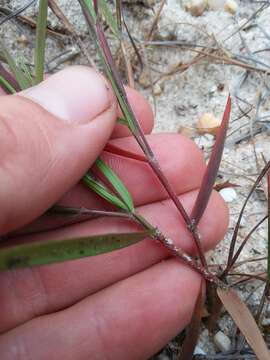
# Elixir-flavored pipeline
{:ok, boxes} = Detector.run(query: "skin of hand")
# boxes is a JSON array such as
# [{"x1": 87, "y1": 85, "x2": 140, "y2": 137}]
[{"x1": 0, "y1": 66, "x2": 229, "y2": 360}]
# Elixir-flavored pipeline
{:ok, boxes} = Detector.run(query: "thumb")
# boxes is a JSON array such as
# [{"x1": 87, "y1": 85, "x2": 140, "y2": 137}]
[{"x1": 0, "y1": 66, "x2": 117, "y2": 235}]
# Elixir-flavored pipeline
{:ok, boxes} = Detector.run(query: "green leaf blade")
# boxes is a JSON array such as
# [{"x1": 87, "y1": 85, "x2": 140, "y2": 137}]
[
  {"x1": 96, "y1": 158, "x2": 134, "y2": 212},
  {"x1": 99, "y1": 0, "x2": 119, "y2": 37},
  {"x1": 0, "y1": 231, "x2": 151, "y2": 271},
  {"x1": 83, "y1": 173, "x2": 128, "y2": 211},
  {"x1": 84, "y1": 0, "x2": 119, "y2": 37},
  {"x1": 0, "y1": 41, "x2": 30, "y2": 90},
  {"x1": 0, "y1": 75, "x2": 16, "y2": 94}
]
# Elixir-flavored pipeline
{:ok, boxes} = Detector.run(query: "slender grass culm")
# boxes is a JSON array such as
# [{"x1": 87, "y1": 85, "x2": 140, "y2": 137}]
[{"x1": 34, "y1": 0, "x2": 48, "y2": 84}]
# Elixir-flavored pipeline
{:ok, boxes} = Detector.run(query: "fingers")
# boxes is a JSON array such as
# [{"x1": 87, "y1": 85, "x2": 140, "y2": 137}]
[
  {"x1": 0, "y1": 65, "x2": 154, "y2": 235},
  {"x1": 0, "y1": 87, "x2": 6, "y2": 95},
  {"x1": 112, "y1": 86, "x2": 154, "y2": 138},
  {"x1": 0, "y1": 66, "x2": 118, "y2": 235},
  {"x1": 0, "y1": 259, "x2": 203, "y2": 360},
  {"x1": 0, "y1": 190, "x2": 228, "y2": 332}
]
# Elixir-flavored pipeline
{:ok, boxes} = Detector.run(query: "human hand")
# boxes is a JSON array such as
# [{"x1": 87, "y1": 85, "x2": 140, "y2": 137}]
[{"x1": 0, "y1": 66, "x2": 228, "y2": 360}]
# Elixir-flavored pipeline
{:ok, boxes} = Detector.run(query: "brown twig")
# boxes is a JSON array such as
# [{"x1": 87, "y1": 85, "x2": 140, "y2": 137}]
[
  {"x1": 146, "y1": 0, "x2": 166, "y2": 41},
  {"x1": 48, "y1": 0, "x2": 96, "y2": 68},
  {"x1": 224, "y1": 161, "x2": 270, "y2": 276},
  {"x1": 0, "y1": 6, "x2": 64, "y2": 38}
]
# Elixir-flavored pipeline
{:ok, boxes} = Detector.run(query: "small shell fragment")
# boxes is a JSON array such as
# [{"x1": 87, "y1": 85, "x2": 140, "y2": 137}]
[
  {"x1": 224, "y1": 0, "x2": 238, "y2": 14},
  {"x1": 185, "y1": 0, "x2": 207, "y2": 16},
  {"x1": 17, "y1": 34, "x2": 29, "y2": 46},
  {"x1": 153, "y1": 83, "x2": 163, "y2": 96},
  {"x1": 207, "y1": 0, "x2": 225, "y2": 10},
  {"x1": 138, "y1": 71, "x2": 151, "y2": 88},
  {"x1": 214, "y1": 331, "x2": 231, "y2": 352},
  {"x1": 196, "y1": 112, "x2": 221, "y2": 135},
  {"x1": 219, "y1": 188, "x2": 237, "y2": 203}
]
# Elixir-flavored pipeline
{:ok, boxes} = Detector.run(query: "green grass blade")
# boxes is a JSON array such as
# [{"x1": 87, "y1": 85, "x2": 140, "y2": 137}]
[
  {"x1": 0, "y1": 62, "x2": 21, "y2": 92},
  {"x1": 99, "y1": 0, "x2": 119, "y2": 37},
  {"x1": 96, "y1": 157, "x2": 134, "y2": 212},
  {"x1": 84, "y1": 0, "x2": 119, "y2": 37},
  {"x1": 0, "y1": 75, "x2": 16, "y2": 94},
  {"x1": 83, "y1": 173, "x2": 129, "y2": 211},
  {"x1": 34, "y1": 0, "x2": 48, "y2": 84},
  {"x1": 116, "y1": 117, "x2": 130, "y2": 127},
  {"x1": 84, "y1": 0, "x2": 96, "y2": 19},
  {"x1": 18, "y1": 57, "x2": 34, "y2": 86},
  {"x1": 79, "y1": 0, "x2": 138, "y2": 132},
  {"x1": 0, "y1": 231, "x2": 150, "y2": 271},
  {"x1": 0, "y1": 41, "x2": 30, "y2": 90}
]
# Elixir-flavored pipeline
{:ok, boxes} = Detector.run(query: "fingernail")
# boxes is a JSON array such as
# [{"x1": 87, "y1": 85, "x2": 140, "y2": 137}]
[{"x1": 20, "y1": 66, "x2": 113, "y2": 124}]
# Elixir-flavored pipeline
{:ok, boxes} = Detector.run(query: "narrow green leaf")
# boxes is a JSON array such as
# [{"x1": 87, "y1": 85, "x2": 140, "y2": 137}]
[
  {"x1": 96, "y1": 157, "x2": 134, "y2": 212},
  {"x1": 0, "y1": 41, "x2": 30, "y2": 89},
  {"x1": 84, "y1": 0, "x2": 96, "y2": 19},
  {"x1": 0, "y1": 231, "x2": 150, "y2": 271},
  {"x1": 83, "y1": 173, "x2": 128, "y2": 211},
  {"x1": 0, "y1": 75, "x2": 16, "y2": 94},
  {"x1": 34, "y1": 0, "x2": 48, "y2": 84},
  {"x1": 79, "y1": 0, "x2": 136, "y2": 132},
  {"x1": 18, "y1": 57, "x2": 33, "y2": 86},
  {"x1": 99, "y1": 0, "x2": 119, "y2": 37},
  {"x1": 84, "y1": 0, "x2": 119, "y2": 37},
  {"x1": 116, "y1": 117, "x2": 129, "y2": 126},
  {"x1": 0, "y1": 62, "x2": 20, "y2": 92}
]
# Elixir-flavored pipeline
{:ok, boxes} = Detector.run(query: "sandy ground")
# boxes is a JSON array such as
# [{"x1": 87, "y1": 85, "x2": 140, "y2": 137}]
[{"x1": 1, "y1": 0, "x2": 270, "y2": 358}]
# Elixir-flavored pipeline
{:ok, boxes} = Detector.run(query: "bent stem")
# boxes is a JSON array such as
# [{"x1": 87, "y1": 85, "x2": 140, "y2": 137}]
[{"x1": 78, "y1": 0, "x2": 207, "y2": 267}]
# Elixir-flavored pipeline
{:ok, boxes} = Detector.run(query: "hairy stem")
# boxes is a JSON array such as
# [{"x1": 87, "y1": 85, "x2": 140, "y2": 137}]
[{"x1": 133, "y1": 213, "x2": 222, "y2": 287}]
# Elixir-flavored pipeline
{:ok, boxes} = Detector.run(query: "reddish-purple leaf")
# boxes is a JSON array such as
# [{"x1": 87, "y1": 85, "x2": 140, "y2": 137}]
[
  {"x1": 93, "y1": 0, "x2": 98, "y2": 15},
  {"x1": 179, "y1": 284, "x2": 204, "y2": 360},
  {"x1": 205, "y1": 283, "x2": 223, "y2": 332},
  {"x1": 104, "y1": 143, "x2": 146, "y2": 162},
  {"x1": 191, "y1": 95, "x2": 231, "y2": 226}
]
